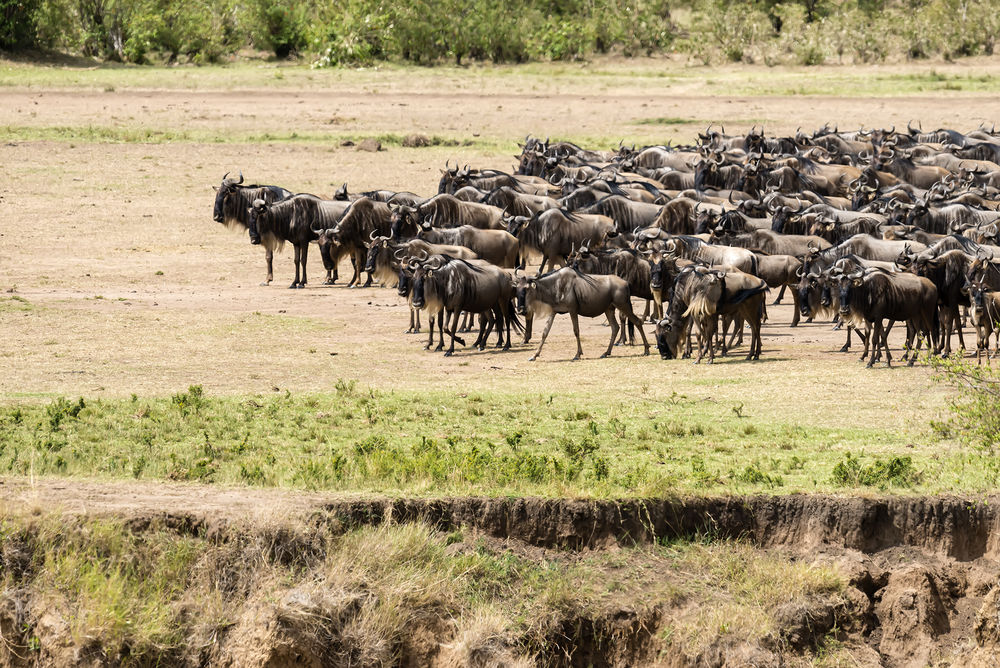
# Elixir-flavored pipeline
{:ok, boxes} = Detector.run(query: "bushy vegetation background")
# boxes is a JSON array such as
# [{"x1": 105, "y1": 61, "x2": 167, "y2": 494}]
[{"x1": 1, "y1": 0, "x2": 996, "y2": 66}]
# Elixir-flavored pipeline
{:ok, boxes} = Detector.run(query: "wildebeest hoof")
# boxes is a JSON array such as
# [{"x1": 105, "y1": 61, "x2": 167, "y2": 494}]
[
  {"x1": 528, "y1": 355, "x2": 537, "y2": 361},
  {"x1": 444, "y1": 351, "x2": 453, "y2": 357},
  {"x1": 789, "y1": 323, "x2": 798, "y2": 328},
  {"x1": 324, "y1": 279, "x2": 335, "y2": 285},
  {"x1": 288, "y1": 283, "x2": 298, "y2": 289},
  {"x1": 260, "y1": 281, "x2": 270, "y2": 287},
  {"x1": 839, "y1": 345, "x2": 850, "y2": 353}
]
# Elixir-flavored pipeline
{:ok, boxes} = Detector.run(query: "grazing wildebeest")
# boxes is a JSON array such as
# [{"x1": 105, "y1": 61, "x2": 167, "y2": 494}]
[
  {"x1": 514, "y1": 267, "x2": 649, "y2": 361},
  {"x1": 212, "y1": 171, "x2": 292, "y2": 285},
  {"x1": 248, "y1": 194, "x2": 349, "y2": 288},
  {"x1": 655, "y1": 264, "x2": 768, "y2": 362}
]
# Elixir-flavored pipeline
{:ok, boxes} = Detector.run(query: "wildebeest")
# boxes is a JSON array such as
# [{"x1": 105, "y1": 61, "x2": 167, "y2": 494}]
[
  {"x1": 965, "y1": 278, "x2": 1000, "y2": 364},
  {"x1": 410, "y1": 255, "x2": 520, "y2": 355},
  {"x1": 835, "y1": 268, "x2": 938, "y2": 367},
  {"x1": 389, "y1": 193, "x2": 505, "y2": 238},
  {"x1": 416, "y1": 225, "x2": 519, "y2": 268},
  {"x1": 514, "y1": 267, "x2": 650, "y2": 361},
  {"x1": 507, "y1": 209, "x2": 617, "y2": 275},
  {"x1": 655, "y1": 264, "x2": 768, "y2": 362},
  {"x1": 248, "y1": 194, "x2": 349, "y2": 288},
  {"x1": 213, "y1": 171, "x2": 292, "y2": 285}
]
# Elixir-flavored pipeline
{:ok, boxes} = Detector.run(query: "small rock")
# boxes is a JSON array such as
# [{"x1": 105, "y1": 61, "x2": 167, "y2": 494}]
[
  {"x1": 340, "y1": 139, "x2": 355, "y2": 147},
  {"x1": 356, "y1": 138, "x2": 382, "y2": 152}
]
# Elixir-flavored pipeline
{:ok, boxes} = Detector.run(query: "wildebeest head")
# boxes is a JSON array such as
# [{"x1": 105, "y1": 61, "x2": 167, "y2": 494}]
[
  {"x1": 654, "y1": 318, "x2": 680, "y2": 359},
  {"x1": 389, "y1": 203, "x2": 420, "y2": 239},
  {"x1": 796, "y1": 263, "x2": 822, "y2": 318},
  {"x1": 247, "y1": 198, "x2": 268, "y2": 245},
  {"x1": 410, "y1": 256, "x2": 445, "y2": 309},
  {"x1": 903, "y1": 199, "x2": 929, "y2": 227},
  {"x1": 212, "y1": 171, "x2": 244, "y2": 223},
  {"x1": 513, "y1": 271, "x2": 536, "y2": 316},
  {"x1": 364, "y1": 233, "x2": 390, "y2": 274},
  {"x1": 333, "y1": 183, "x2": 349, "y2": 201},
  {"x1": 836, "y1": 270, "x2": 865, "y2": 315},
  {"x1": 506, "y1": 215, "x2": 531, "y2": 238}
]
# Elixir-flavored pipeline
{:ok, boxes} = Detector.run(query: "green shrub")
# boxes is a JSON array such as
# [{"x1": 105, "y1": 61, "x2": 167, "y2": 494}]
[
  {"x1": 929, "y1": 353, "x2": 1000, "y2": 451},
  {"x1": 831, "y1": 453, "x2": 919, "y2": 489},
  {"x1": 0, "y1": 0, "x2": 40, "y2": 49}
]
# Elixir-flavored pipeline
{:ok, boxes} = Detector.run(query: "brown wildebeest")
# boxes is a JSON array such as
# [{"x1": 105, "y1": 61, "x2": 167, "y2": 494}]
[
  {"x1": 514, "y1": 267, "x2": 649, "y2": 361},
  {"x1": 212, "y1": 171, "x2": 291, "y2": 285}
]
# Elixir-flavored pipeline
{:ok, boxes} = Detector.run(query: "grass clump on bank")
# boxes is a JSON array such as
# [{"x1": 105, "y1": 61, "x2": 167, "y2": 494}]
[
  {"x1": 0, "y1": 383, "x2": 980, "y2": 496},
  {"x1": 0, "y1": 509, "x2": 845, "y2": 665}
]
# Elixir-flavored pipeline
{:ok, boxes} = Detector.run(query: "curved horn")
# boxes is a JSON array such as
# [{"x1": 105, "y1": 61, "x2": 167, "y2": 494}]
[
  {"x1": 237, "y1": 170, "x2": 243, "y2": 185},
  {"x1": 369, "y1": 229, "x2": 378, "y2": 242}
]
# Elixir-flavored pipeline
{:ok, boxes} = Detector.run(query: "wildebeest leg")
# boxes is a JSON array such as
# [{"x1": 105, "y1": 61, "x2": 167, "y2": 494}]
[
  {"x1": 536, "y1": 256, "x2": 548, "y2": 277},
  {"x1": 623, "y1": 308, "x2": 650, "y2": 356},
  {"x1": 866, "y1": 321, "x2": 881, "y2": 368},
  {"x1": 772, "y1": 284, "x2": 786, "y2": 305},
  {"x1": 790, "y1": 288, "x2": 801, "y2": 327},
  {"x1": 436, "y1": 311, "x2": 451, "y2": 352},
  {"x1": 263, "y1": 248, "x2": 274, "y2": 286},
  {"x1": 600, "y1": 308, "x2": 619, "y2": 359},
  {"x1": 523, "y1": 314, "x2": 533, "y2": 344},
  {"x1": 529, "y1": 313, "x2": 557, "y2": 361},
  {"x1": 955, "y1": 308, "x2": 967, "y2": 353},
  {"x1": 408, "y1": 307, "x2": 420, "y2": 334},
  {"x1": 290, "y1": 245, "x2": 303, "y2": 288},
  {"x1": 424, "y1": 312, "x2": 436, "y2": 349},
  {"x1": 445, "y1": 310, "x2": 463, "y2": 356}
]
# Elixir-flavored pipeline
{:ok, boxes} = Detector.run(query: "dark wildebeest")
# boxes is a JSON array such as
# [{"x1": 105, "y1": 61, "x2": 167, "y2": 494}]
[
  {"x1": 507, "y1": 209, "x2": 617, "y2": 275},
  {"x1": 321, "y1": 197, "x2": 394, "y2": 287},
  {"x1": 964, "y1": 278, "x2": 1000, "y2": 364},
  {"x1": 568, "y1": 246, "x2": 657, "y2": 331},
  {"x1": 212, "y1": 171, "x2": 292, "y2": 285},
  {"x1": 410, "y1": 255, "x2": 520, "y2": 355},
  {"x1": 655, "y1": 264, "x2": 768, "y2": 362},
  {"x1": 248, "y1": 194, "x2": 349, "y2": 288},
  {"x1": 416, "y1": 225, "x2": 519, "y2": 268},
  {"x1": 388, "y1": 194, "x2": 505, "y2": 238},
  {"x1": 835, "y1": 267, "x2": 938, "y2": 367},
  {"x1": 514, "y1": 267, "x2": 650, "y2": 361},
  {"x1": 578, "y1": 195, "x2": 664, "y2": 234},
  {"x1": 364, "y1": 238, "x2": 475, "y2": 334}
]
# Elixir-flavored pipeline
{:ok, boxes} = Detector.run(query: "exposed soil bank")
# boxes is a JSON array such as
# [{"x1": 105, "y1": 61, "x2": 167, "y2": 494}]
[
  {"x1": 325, "y1": 494, "x2": 999, "y2": 558},
  {"x1": 1, "y1": 481, "x2": 998, "y2": 666}
]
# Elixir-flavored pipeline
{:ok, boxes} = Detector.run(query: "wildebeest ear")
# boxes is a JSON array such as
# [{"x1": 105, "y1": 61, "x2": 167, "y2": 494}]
[{"x1": 212, "y1": 185, "x2": 219, "y2": 192}]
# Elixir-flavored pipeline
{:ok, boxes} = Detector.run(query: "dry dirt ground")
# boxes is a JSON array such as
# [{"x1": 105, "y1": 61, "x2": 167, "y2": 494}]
[{"x1": 5, "y1": 59, "x2": 988, "y2": 426}]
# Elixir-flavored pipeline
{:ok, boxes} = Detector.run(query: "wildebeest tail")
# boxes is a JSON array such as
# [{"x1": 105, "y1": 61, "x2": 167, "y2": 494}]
[{"x1": 508, "y1": 302, "x2": 525, "y2": 333}]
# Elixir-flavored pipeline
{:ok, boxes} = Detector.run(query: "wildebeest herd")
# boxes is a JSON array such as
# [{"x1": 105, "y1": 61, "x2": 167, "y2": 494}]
[{"x1": 213, "y1": 122, "x2": 1000, "y2": 366}]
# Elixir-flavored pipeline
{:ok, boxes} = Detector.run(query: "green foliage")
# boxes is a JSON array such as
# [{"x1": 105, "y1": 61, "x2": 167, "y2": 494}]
[
  {"x1": 249, "y1": 0, "x2": 305, "y2": 58},
  {"x1": 0, "y1": 0, "x2": 39, "y2": 49},
  {"x1": 929, "y1": 353, "x2": 1000, "y2": 451},
  {"x1": 831, "y1": 453, "x2": 919, "y2": 489}
]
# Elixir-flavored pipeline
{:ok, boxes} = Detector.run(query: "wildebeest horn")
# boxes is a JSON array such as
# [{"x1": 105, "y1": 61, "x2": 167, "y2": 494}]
[
  {"x1": 369, "y1": 229, "x2": 378, "y2": 242},
  {"x1": 235, "y1": 171, "x2": 243, "y2": 185},
  {"x1": 394, "y1": 248, "x2": 407, "y2": 259}
]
